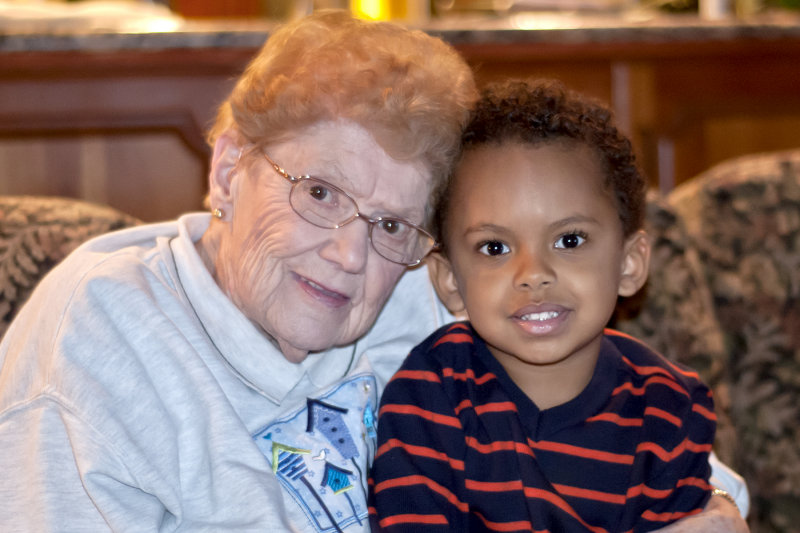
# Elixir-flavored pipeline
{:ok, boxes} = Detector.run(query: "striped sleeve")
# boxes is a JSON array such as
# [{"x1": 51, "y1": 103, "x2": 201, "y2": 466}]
[
  {"x1": 369, "y1": 327, "x2": 470, "y2": 532},
  {"x1": 608, "y1": 332, "x2": 716, "y2": 531}
]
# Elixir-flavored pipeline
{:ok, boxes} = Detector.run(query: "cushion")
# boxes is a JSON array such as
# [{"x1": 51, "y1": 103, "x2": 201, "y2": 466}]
[{"x1": 0, "y1": 196, "x2": 140, "y2": 338}]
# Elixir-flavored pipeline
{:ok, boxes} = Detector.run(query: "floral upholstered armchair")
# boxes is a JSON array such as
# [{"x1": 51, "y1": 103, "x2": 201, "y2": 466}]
[
  {"x1": 614, "y1": 149, "x2": 800, "y2": 533},
  {"x1": 0, "y1": 196, "x2": 140, "y2": 338}
]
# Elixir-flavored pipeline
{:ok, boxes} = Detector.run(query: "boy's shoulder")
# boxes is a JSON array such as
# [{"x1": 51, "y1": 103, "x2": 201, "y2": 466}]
[
  {"x1": 400, "y1": 320, "x2": 480, "y2": 371},
  {"x1": 603, "y1": 328, "x2": 708, "y2": 390},
  {"x1": 420, "y1": 320, "x2": 478, "y2": 351},
  {"x1": 384, "y1": 320, "x2": 500, "y2": 410}
]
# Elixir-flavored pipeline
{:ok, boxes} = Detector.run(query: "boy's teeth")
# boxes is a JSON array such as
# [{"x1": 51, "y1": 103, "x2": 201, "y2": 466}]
[{"x1": 521, "y1": 311, "x2": 559, "y2": 321}]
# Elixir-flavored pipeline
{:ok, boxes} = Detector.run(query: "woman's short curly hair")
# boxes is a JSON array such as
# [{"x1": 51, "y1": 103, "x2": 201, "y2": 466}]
[
  {"x1": 435, "y1": 78, "x2": 646, "y2": 242},
  {"x1": 209, "y1": 10, "x2": 476, "y2": 219}
]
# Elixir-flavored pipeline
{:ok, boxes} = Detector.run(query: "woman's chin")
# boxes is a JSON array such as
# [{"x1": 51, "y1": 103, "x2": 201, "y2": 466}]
[
  {"x1": 272, "y1": 322, "x2": 356, "y2": 363},
  {"x1": 275, "y1": 340, "x2": 311, "y2": 364},
  {"x1": 285, "y1": 321, "x2": 348, "y2": 354}
]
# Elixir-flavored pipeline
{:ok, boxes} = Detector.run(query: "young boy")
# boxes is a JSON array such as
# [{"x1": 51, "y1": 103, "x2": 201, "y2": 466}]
[{"x1": 369, "y1": 79, "x2": 716, "y2": 532}]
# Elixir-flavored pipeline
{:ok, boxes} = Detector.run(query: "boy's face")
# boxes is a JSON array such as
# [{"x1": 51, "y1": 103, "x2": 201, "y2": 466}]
[{"x1": 431, "y1": 140, "x2": 649, "y2": 386}]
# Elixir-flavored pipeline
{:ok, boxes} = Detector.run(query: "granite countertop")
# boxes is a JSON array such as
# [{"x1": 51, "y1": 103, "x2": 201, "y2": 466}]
[{"x1": 1, "y1": 2, "x2": 800, "y2": 53}]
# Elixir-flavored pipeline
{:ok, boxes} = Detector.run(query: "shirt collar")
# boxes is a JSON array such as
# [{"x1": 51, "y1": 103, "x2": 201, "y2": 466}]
[{"x1": 171, "y1": 213, "x2": 352, "y2": 403}]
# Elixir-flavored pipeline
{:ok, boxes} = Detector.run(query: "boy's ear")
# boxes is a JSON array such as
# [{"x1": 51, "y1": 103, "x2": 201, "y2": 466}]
[
  {"x1": 207, "y1": 129, "x2": 244, "y2": 218},
  {"x1": 618, "y1": 230, "x2": 651, "y2": 297},
  {"x1": 427, "y1": 251, "x2": 467, "y2": 316}
]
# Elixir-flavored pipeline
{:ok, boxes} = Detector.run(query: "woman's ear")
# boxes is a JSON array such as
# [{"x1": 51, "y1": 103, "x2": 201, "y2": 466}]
[
  {"x1": 618, "y1": 230, "x2": 651, "y2": 297},
  {"x1": 427, "y1": 251, "x2": 467, "y2": 316},
  {"x1": 207, "y1": 130, "x2": 245, "y2": 219}
]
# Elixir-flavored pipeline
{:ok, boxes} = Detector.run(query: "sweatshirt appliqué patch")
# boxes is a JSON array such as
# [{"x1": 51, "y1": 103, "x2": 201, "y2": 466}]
[{"x1": 253, "y1": 374, "x2": 378, "y2": 532}]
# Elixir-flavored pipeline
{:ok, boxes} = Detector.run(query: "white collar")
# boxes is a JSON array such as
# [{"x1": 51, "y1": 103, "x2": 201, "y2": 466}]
[{"x1": 170, "y1": 213, "x2": 354, "y2": 404}]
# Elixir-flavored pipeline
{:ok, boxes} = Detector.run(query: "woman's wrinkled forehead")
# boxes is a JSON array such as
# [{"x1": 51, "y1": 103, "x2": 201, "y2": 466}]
[{"x1": 260, "y1": 121, "x2": 433, "y2": 223}]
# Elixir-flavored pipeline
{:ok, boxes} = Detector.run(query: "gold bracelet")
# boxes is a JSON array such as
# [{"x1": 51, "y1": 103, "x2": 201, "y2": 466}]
[{"x1": 712, "y1": 487, "x2": 739, "y2": 513}]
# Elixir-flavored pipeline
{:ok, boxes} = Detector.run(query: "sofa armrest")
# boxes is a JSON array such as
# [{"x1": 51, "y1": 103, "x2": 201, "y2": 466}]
[
  {"x1": 667, "y1": 149, "x2": 800, "y2": 533},
  {"x1": 0, "y1": 195, "x2": 140, "y2": 338}
]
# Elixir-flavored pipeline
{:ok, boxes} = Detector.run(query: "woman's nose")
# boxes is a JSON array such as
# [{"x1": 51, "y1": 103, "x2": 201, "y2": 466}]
[
  {"x1": 319, "y1": 219, "x2": 370, "y2": 273},
  {"x1": 514, "y1": 250, "x2": 556, "y2": 290}
]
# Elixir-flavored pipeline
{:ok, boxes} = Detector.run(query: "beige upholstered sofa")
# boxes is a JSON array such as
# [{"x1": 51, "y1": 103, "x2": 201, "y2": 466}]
[{"x1": 2, "y1": 149, "x2": 799, "y2": 532}]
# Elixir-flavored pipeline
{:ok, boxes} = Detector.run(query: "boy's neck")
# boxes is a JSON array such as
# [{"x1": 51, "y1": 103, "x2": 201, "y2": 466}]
[{"x1": 492, "y1": 343, "x2": 601, "y2": 411}]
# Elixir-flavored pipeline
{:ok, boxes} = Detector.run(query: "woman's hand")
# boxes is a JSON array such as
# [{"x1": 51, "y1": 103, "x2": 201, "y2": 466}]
[{"x1": 655, "y1": 493, "x2": 749, "y2": 532}]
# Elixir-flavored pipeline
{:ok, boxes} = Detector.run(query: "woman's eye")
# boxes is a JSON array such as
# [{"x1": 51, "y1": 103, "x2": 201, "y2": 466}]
[
  {"x1": 308, "y1": 184, "x2": 332, "y2": 203},
  {"x1": 555, "y1": 232, "x2": 586, "y2": 249},
  {"x1": 478, "y1": 241, "x2": 510, "y2": 256},
  {"x1": 377, "y1": 219, "x2": 409, "y2": 237}
]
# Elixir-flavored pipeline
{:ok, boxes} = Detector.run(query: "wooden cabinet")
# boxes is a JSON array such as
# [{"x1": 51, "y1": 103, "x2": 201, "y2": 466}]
[
  {"x1": 1, "y1": 17, "x2": 799, "y2": 221},
  {"x1": 0, "y1": 47, "x2": 256, "y2": 221},
  {"x1": 452, "y1": 34, "x2": 800, "y2": 192}
]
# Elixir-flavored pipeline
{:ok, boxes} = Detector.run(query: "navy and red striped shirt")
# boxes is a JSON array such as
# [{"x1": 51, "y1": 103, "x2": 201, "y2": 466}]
[{"x1": 369, "y1": 322, "x2": 715, "y2": 533}]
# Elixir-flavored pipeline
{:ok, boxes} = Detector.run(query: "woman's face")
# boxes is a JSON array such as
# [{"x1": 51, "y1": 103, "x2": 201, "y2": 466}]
[{"x1": 214, "y1": 121, "x2": 432, "y2": 363}]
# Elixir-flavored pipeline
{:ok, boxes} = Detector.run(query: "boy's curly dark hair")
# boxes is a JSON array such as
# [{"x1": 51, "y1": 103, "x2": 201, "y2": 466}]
[{"x1": 434, "y1": 78, "x2": 646, "y2": 245}]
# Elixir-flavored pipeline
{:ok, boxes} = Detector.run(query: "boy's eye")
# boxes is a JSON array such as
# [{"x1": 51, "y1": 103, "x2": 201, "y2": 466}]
[
  {"x1": 478, "y1": 241, "x2": 510, "y2": 256},
  {"x1": 554, "y1": 232, "x2": 586, "y2": 249}
]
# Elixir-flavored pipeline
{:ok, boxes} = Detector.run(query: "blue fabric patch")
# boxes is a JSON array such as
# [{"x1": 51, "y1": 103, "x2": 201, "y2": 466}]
[{"x1": 253, "y1": 374, "x2": 378, "y2": 532}]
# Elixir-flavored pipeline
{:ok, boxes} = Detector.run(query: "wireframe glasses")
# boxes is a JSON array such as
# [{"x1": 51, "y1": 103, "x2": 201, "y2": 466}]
[{"x1": 262, "y1": 152, "x2": 437, "y2": 266}]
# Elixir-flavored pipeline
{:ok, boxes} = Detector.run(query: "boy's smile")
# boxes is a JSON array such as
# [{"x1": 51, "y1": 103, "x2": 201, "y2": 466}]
[
  {"x1": 433, "y1": 140, "x2": 649, "y2": 407},
  {"x1": 512, "y1": 302, "x2": 570, "y2": 335}
]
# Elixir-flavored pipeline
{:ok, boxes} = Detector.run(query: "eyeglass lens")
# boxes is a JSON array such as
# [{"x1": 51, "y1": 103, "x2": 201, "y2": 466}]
[{"x1": 290, "y1": 177, "x2": 434, "y2": 265}]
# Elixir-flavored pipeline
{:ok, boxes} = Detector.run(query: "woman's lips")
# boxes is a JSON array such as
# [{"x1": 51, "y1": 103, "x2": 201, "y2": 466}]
[
  {"x1": 294, "y1": 273, "x2": 351, "y2": 308},
  {"x1": 512, "y1": 304, "x2": 569, "y2": 335}
]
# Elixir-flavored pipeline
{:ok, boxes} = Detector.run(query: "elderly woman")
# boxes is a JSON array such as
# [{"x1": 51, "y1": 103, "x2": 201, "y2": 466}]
[{"x1": 0, "y1": 10, "x2": 746, "y2": 533}]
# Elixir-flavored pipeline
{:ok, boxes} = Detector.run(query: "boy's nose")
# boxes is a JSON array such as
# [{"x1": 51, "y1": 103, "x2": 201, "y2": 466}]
[{"x1": 513, "y1": 251, "x2": 556, "y2": 290}]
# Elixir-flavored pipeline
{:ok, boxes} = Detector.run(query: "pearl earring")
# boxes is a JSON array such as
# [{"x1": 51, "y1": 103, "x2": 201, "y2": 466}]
[{"x1": 212, "y1": 208, "x2": 224, "y2": 219}]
